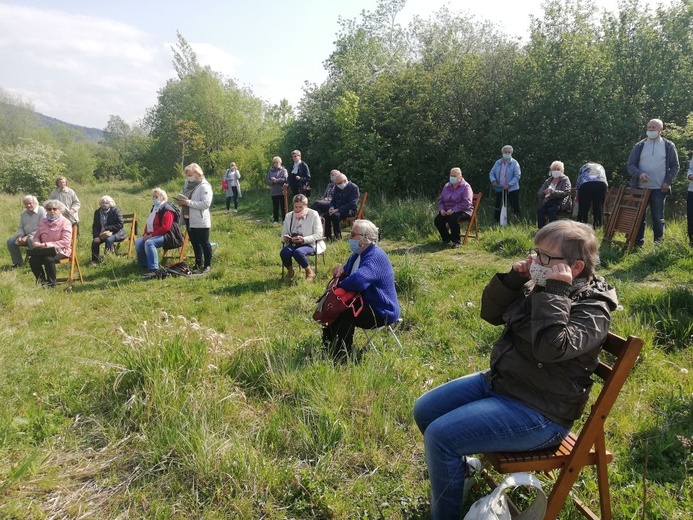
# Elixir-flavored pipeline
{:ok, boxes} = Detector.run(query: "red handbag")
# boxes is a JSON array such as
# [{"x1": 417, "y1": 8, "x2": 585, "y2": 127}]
[
  {"x1": 313, "y1": 276, "x2": 364, "y2": 327},
  {"x1": 221, "y1": 180, "x2": 229, "y2": 190}
]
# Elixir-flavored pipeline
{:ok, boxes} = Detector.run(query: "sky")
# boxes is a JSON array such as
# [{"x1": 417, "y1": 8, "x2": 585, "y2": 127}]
[{"x1": 0, "y1": 0, "x2": 633, "y2": 129}]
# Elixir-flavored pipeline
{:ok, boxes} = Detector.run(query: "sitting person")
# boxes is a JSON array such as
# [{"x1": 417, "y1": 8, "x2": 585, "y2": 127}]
[
  {"x1": 91, "y1": 195, "x2": 127, "y2": 264},
  {"x1": 310, "y1": 169, "x2": 339, "y2": 217},
  {"x1": 49, "y1": 175, "x2": 81, "y2": 224},
  {"x1": 537, "y1": 160, "x2": 572, "y2": 228},
  {"x1": 27, "y1": 200, "x2": 72, "y2": 288},
  {"x1": 323, "y1": 219, "x2": 399, "y2": 363},
  {"x1": 413, "y1": 220, "x2": 617, "y2": 519},
  {"x1": 135, "y1": 188, "x2": 178, "y2": 277},
  {"x1": 280, "y1": 194, "x2": 325, "y2": 282},
  {"x1": 7, "y1": 195, "x2": 46, "y2": 268},
  {"x1": 325, "y1": 172, "x2": 359, "y2": 241},
  {"x1": 433, "y1": 167, "x2": 473, "y2": 248}
]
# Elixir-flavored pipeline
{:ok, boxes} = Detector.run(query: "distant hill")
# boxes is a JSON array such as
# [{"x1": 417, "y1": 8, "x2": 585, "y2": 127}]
[
  {"x1": 37, "y1": 112, "x2": 103, "y2": 142},
  {"x1": 1, "y1": 101, "x2": 103, "y2": 143}
]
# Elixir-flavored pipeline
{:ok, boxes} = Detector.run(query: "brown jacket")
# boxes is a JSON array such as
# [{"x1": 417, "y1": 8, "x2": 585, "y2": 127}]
[{"x1": 480, "y1": 269, "x2": 618, "y2": 428}]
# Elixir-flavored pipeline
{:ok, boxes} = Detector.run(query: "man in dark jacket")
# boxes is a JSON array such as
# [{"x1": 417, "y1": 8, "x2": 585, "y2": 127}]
[
  {"x1": 326, "y1": 172, "x2": 359, "y2": 241},
  {"x1": 288, "y1": 149, "x2": 311, "y2": 197},
  {"x1": 627, "y1": 118, "x2": 679, "y2": 246}
]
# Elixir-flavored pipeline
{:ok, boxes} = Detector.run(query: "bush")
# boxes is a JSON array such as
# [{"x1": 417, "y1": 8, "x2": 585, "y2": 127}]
[{"x1": 0, "y1": 138, "x2": 64, "y2": 199}]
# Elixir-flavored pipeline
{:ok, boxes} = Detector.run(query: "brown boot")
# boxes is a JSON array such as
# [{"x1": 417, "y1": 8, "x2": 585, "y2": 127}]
[
  {"x1": 286, "y1": 266, "x2": 295, "y2": 279},
  {"x1": 305, "y1": 266, "x2": 315, "y2": 281}
]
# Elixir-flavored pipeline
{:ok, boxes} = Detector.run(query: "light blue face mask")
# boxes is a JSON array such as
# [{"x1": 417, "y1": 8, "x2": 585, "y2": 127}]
[
  {"x1": 348, "y1": 238, "x2": 362, "y2": 254},
  {"x1": 152, "y1": 199, "x2": 162, "y2": 208},
  {"x1": 503, "y1": 153, "x2": 512, "y2": 160},
  {"x1": 449, "y1": 176, "x2": 459, "y2": 184}
]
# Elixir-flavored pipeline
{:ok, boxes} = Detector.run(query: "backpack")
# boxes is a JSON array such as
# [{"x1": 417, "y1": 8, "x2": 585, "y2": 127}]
[
  {"x1": 157, "y1": 204, "x2": 184, "y2": 250},
  {"x1": 153, "y1": 261, "x2": 193, "y2": 280}
]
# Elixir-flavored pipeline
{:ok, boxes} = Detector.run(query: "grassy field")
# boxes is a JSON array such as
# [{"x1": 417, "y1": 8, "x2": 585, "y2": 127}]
[{"x1": 0, "y1": 181, "x2": 691, "y2": 519}]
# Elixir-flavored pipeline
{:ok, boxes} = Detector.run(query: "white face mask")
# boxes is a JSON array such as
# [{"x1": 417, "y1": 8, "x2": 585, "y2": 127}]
[
  {"x1": 529, "y1": 261, "x2": 552, "y2": 287},
  {"x1": 646, "y1": 130, "x2": 660, "y2": 140},
  {"x1": 551, "y1": 170, "x2": 562, "y2": 178}
]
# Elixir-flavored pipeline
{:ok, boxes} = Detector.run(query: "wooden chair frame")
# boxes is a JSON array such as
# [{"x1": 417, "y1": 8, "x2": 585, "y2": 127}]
[
  {"x1": 482, "y1": 333, "x2": 643, "y2": 520},
  {"x1": 461, "y1": 192, "x2": 482, "y2": 245},
  {"x1": 163, "y1": 229, "x2": 189, "y2": 264},
  {"x1": 55, "y1": 224, "x2": 83, "y2": 287},
  {"x1": 341, "y1": 192, "x2": 368, "y2": 230},
  {"x1": 602, "y1": 188, "x2": 650, "y2": 251},
  {"x1": 120, "y1": 212, "x2": 137, "y2": 258},
  {"x1": 601, "y1": 186, "x2": 623, "y2": 229}
]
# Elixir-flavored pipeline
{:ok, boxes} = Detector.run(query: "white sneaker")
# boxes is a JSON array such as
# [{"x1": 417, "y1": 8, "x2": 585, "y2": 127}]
[
  {"x1": 273, "y1": 221, "x2": 279, "y2": 225},
  {"x1": 463, "y1": 457, "x2": 482, "y2": 498},
  {"x1": 233, "y1": 209, "x2": 238, "y2": 213}
]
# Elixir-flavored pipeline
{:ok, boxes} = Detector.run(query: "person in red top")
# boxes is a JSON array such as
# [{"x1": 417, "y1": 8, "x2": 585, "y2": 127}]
[
  {"x1": 27, "y1": 199, "x2": 73, "y2": 288},
  {"x1": 135, "y1": 188, "x2": 177, "y2": 276}
]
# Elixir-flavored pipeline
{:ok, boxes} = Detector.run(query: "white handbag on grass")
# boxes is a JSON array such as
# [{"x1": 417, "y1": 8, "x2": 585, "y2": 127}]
[
  {"x1": 463, "y1": 472, "x2": 546, "y2": 520},
  {"x1": 499, "y1": 190, "x2": 509, "y2": 227}
]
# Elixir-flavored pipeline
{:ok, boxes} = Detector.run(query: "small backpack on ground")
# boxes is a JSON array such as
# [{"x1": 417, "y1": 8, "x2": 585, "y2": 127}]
[{"x1": 165, "y1": 261, "x2": 193, "y2": 277}]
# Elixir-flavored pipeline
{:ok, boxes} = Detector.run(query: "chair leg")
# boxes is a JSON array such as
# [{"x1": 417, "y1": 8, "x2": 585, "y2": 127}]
[{"x1": 595, "y1": 434, "x2": 612, "y2": 520}]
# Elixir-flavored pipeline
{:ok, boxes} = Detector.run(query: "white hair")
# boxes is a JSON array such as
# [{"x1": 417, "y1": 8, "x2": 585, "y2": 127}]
[
  {"x1": 353, "y1": 219, "x2": 379, "y2": 244},
  {"x1": 502, "y1": 145, "x2": 513, "y2": 154},
  {"x1": 99, "y1": 195, "x2": 116, "y2": 207}
]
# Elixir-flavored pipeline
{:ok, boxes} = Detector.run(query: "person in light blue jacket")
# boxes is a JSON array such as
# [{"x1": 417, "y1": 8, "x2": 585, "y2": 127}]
[{"x1": 489, "y1": 145, "x2": 522, "y2": 223}]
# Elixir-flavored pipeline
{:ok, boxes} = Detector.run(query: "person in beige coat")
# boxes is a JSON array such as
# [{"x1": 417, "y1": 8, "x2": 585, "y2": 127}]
[{"x1": 280, "y1": 194, "x2": 325, "y2": 281}]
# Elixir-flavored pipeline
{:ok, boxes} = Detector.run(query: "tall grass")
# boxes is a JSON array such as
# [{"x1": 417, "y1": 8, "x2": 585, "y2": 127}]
[{"x1": 0, "y1": 183, "x2": 691, "y2": 518}]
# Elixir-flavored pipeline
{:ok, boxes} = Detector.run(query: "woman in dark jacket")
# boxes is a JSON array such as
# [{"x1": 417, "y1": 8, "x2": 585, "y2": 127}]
[
  {"x1": 91, "y1": 195, "x2": 127, "y2": 263},
  {"x1": 413, "y1": 220, "x2": 618, "y2": 520}
]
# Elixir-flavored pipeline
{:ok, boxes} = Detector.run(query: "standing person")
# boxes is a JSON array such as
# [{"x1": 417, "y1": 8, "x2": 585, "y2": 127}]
[
  {"x1": 322, "y1": 219, "x2": 399, "y2": 363},
  {"x1": 266, "y1": 156, "x2": 288, "y2": 224},
  {"x1": 434, "y1": 167, "x2": 473, "y2": 248},
  {"x1": 49, "y1": 176, "x2": 80, "y2": 224},
  {"x1": 311, "y1": 169, "x2": 339, "y2": 217},
  {"x1": 7, "y1": 195, "x2": 45, "y2": 268},
  {"x1": 90, "y1": 195, "x2": 127, "y2": 264},
  {"x1": 288, "y1": 149, "x2": 311, "y2": 198},
  {"x1": 413, "y1": 220, "x2": 617, "y2": 520},
  {"x1": 575, "y1": 162, "x2": 609, "y2": 228},
  {"x1": 27, "y1": 200, "x2": 72, "y2": 288},
  {"x1": 135, "y1": 188, "x2": 180, "y2": 277},
  {"x1": 325, "y1": 173, "x2": 359, "y2": 241},
  {"x1": 536, "y1": 161, "x2": 572, "y2": 229},
  {"x1": 280, "y1": 194, "x2": 325, "y2": 281},
  {"x1": 178, "y1": 163, "x2": 213, "y2": 274},
  {"x1": 627, "y1": 118, "x2": 679, "y2": 246},
  {"x1": 489, "y1": 145, "x2": 521, "y2": 224},
  {"x1": 687, "y1": 156, "x2": 693, "y2": 247},
  {"x1": 223, "y1": 162, "x2": 242, "y2": 213}
]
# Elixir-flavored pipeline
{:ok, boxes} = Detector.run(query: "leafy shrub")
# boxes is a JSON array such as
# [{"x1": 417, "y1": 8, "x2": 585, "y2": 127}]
[{"x1": 0, "y1": 138, "x2": 64, "y2": 198}]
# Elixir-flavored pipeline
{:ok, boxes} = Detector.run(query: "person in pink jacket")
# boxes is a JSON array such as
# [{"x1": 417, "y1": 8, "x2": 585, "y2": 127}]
[
  {"x1": 27, "y1": 199, "x2": 73, "y2": 288},
  {"x1": 434, "y1": 167, "x2": 473, "y2": 248}
]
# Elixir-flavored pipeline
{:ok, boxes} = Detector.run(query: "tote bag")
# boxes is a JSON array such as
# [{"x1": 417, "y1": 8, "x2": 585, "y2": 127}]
[
  {"x1": 499, "y1": 190, "x2": 509, "y2": 227},
  {"x1": 464, "y1": 472, "x2": 546, "y2": 520}
]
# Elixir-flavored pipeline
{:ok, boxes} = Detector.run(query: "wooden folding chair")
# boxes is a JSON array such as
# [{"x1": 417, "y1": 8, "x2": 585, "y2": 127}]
[
  {"x1": 461, "y1": 192, "x2": 482, "y2": 245},
  {"x1": 120, "y1": 212, "x2": 137, "y2": 258},
  {"x1": 162, "y1": 229, "x2": 189, "y2": 264},
  {"x1": 281, "y1": 218, "x2": 326, "y2": 277},
  {"x1": 283, "y1": 185, "x2": 289, "y2": 218},
  {"x1": 602, "y1": 188, "x2": 650, "y2": 251},
  {"x1": 483, "y1": 333, "x2": 643, "y2": 520},
  {"x1": 602, "y1": 186, "x2": 623, "y2": 229},
  {"x1": 55, "y1": 224, "x2": 83, "y2": 287},
  {"x1": 342, "y1": 192, "x2": 368, "y2": 229}
]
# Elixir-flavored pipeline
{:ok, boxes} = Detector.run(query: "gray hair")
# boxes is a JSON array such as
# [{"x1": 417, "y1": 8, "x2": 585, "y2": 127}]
[
  {"x1": 293, "y1": 194, "x2": 308, "y2": 205},
  {"x1": 43, "y1": 199, "x2": 66, "y2": 212},
  {"x1": 23, "y1": 195, "x2": 39, "y2": 205},
  {"x1": 99, "y1": 195, "x2": 116, "y2": 208},
  {"x1": 501, "y1": 145, "x2": 513, "y2": 154},
  {"x1": 648, "y1": 118, "x2": 664, "y2": 130},
  {"x1": 353, "y1": 219, "x2": 379, "y2": 244},
  {"x1": 534, "y1": 220, "x2": 599, "y2": 279}
]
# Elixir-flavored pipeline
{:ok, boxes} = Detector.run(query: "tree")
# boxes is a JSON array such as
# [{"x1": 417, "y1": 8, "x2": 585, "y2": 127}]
[
  {"x1": 0, "y1": 138, "x2": 64, "y2": 198},
  {"x1": 0, "y1": 88, "x2": 41, "y2": 148}
]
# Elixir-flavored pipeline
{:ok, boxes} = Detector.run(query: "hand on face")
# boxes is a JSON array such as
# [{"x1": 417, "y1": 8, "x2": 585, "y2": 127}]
[
  {"x1": 545, "y1": 262, "x2": 574, "y2": 284},
  {"x1": 512, "y1": 255, "x2": 533, "y2": 277}
]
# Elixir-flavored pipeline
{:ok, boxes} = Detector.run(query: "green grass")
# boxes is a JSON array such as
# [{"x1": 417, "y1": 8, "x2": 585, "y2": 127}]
[{"x1": 0, "y1": 182, "x2": 691, "y2": 518}]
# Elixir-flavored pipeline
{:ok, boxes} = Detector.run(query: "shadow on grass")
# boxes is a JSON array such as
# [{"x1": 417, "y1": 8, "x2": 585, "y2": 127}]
[{"x1": 388, "y1": 242, "x2": 450, "y2": 256}]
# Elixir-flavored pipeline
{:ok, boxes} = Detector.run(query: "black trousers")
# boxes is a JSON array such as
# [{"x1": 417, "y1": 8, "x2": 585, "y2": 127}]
[
  {"x1": 577, "y1": 182, "x2": 607, "y2": 228},
  {"x1": 433, "y1": 212, "x2": 471, "y2": 243},
  {"x1": 494, "y1": 190, "x2": 521, "y2": 222},
  {"x1": 188, "y1": 227, "x2": 212, "y2": 268},
  {"x1": 271, "y1": 195, "x2": 285, "y2": 222},
  {"x1": 688, "y1": 191, "x2": 693, "y2": 242},
  {"x1": 29, "y1": 253, "x2": 67, "y2": 283},
  {"x1": 322, "y1": 304, "x2": 387, "y2": 363},
  {"x1": 226, "y1": 187, "x2": 239, "y2": 210},
  {"x1": 537, "y1": 199, "x2": 561, "y2": 229}
]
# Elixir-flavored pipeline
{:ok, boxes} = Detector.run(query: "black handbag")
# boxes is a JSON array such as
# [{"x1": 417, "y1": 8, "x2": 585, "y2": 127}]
[{"x1": 27, "y1": 246, "x2": 58, "y2": 257}]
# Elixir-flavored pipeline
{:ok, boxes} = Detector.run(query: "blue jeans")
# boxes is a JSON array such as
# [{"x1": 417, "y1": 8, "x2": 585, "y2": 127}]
[
  {"x1": 280, "y1": 243, "x2": 315, "y2": 269},
  {"x1": 135, "y1": 235, "x2": 165, "y2": 270},
  {"x1": 636, "y1": 188, "x2": 667, "y2": 245},
  {"x1": 413, "y1": 373, "x2": 569, "y2": 520}
]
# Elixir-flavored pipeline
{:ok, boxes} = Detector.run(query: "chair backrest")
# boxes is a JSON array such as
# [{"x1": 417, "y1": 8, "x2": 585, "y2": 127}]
[
  {"x1": 602, "y1": 187, "x2": 649, "y2": 250},
  {"x1": 462, "y1": 192, "x2": 482, "y2": 245},
  {"x1": 355, "y1": 192, "x2": 368, "y2": 220},
  {"x1": 121, "y1": 212, "x2": 137, "y2": 257}
]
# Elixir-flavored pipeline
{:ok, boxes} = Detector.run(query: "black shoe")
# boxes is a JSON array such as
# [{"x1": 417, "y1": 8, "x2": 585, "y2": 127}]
[
  {"x1": 196, "y1": 266, "x2": 211, "y2": 274},
  {"x1": 452, "y1": 242, "x2": 462, "y2": 249},
  {"x1": 10, "y1": 263, "x2": 21, "y2": 269}
]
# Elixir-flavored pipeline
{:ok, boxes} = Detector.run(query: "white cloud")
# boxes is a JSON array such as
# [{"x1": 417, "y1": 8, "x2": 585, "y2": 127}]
[
  {"x1": 190, "y1": 42, "x2": 243, "y2": 78},
  {"x1": 0, "y1": 3, "x2": 171, "y2": 127}
]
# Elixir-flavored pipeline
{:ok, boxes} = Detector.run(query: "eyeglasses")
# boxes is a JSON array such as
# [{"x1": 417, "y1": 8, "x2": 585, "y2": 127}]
[
  {"x1": 349, "y1": 232, "x2": 365, "y2": 239},
  {"x1": 529, "y1": 248, "x2": 565, "y2": 266}
]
